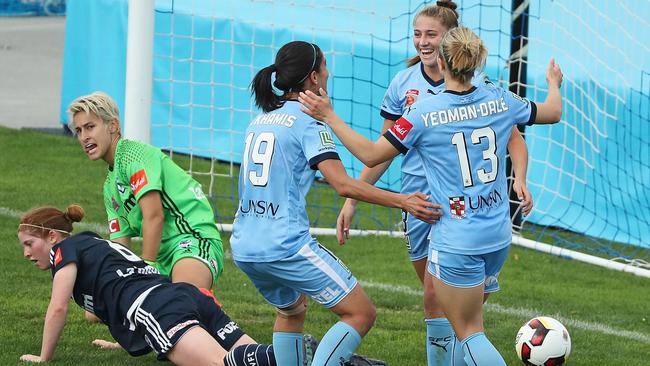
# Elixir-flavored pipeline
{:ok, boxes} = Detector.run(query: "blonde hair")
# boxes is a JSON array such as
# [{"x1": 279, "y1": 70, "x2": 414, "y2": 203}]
[
  {"x1": 407, "y1": 0, "x2": 460, "y2": 67},
  {"x1": 438, "y1": 26, "x2": 487, "y2": 84},
  {"x1": 18, "y1": 205, "x2": 85, "y2": 238},
  {"x1": 67, "y1": 91, "x2": 120, "y2": 126}
]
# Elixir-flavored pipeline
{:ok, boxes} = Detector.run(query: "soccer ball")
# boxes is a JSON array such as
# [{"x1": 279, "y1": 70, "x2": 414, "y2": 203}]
[{"x1": 515, "y1": 316, "x2": 571, "y2": 366}]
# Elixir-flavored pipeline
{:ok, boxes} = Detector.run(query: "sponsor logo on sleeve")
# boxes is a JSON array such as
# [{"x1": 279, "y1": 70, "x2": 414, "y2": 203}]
[
  {"x1": 109, "y1": 219, "x2": 120, "y2": 233},
  {"x1": 129, "y1": 169, "x2": 149, "y2": 195},
  {"x1": 53, "y1": 247, "x2": 63, "y2": 266},
  {"x1": 319, "y1": 130, "x2": 335, "y2": 147},
  {"x1": 510, "y1": 91, "x2": 527, "y2": 104},
  {"x1": 390, "y1": 117, "x2": 413, "y2": 140},
  {"x1": 449, "y1": 196, "x2": 466, "y2": 219},
  {"x1": 405, "y1": 89, "x2": 420, "y2": 107}
]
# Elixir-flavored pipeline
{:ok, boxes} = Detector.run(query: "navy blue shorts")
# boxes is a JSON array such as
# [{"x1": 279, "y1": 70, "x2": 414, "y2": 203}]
[{"x1": 133, "y1": 283, "x2": 245, "y2": 358}]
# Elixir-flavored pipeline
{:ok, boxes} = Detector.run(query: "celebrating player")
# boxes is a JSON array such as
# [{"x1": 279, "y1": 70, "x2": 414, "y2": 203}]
[
  {"x1": 335, "y1": 2, "x2": 531, "y2": 364},
  {"x1": 230, "y1": 40, "x2": 440, "y2": 366},
  {"x1": 17, "y1": 204, "x2": 278, "y2": 366},
  {"x1": 299, "y1": 26, "x2": 563, "y2": 366},
  {"x1": 68, "y1": 92, "x2": 223, "y2": 294}
]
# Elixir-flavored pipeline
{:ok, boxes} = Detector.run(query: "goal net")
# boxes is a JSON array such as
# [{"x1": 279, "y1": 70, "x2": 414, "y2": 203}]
[{"x1": 146, "y1": 0, "x2": 649, "y2": 267}]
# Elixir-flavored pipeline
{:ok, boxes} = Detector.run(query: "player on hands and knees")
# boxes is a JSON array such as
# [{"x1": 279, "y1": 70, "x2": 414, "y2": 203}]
[
  {"x1": 232, "y1": 40, "x2": 440, "y2": 366},
  {"x1": 17, "y1": 204, "x2": 282, "y2": 366},
  {"x1": 300, "y1": 26, "x2": 563, "y2": 366}
]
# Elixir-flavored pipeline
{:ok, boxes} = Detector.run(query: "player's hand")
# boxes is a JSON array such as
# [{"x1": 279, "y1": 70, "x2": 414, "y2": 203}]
[
  {"x1": 19, "y1": 354, "x2": 43, "y2": 363},
  {"x1": 299, "y1": 88, "x2": 335, "y2": 123},
  {"x1": 512, "y1": 179, "x2": 533, "y2": 216},
  {"x1": 336, "y1": 199, "x2": 357, "y2": 245},
  {"x1": 546, "y1": 58, "x2": 563, "y2": 88},
  {"x1": 92, "y1": 339, "x2": 122, "y2": 350},
  {"x1": 402, "y1": 192, "x2": 442, "y2": 224}
]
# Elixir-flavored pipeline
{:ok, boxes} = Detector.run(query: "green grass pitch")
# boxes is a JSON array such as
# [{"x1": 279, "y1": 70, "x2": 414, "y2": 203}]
[{"x1": 0, "y1": 126, "x2": 648, "y2": 365}]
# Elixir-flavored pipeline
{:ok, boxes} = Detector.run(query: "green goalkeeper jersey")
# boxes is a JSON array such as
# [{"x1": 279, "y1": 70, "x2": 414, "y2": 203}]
[{"x1": 103, "y1": 139, "x2": 222, "y2": 245}]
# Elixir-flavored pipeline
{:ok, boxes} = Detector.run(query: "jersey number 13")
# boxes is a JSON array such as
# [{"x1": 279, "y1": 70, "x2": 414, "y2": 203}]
[{"x1": 451, "y1": 127, "x2": 498, "y2": 187}]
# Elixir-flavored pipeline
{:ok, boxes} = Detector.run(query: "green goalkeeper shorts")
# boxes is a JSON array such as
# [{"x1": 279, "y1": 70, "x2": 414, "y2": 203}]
[{"x1": 155, "y1": 234, "x2": 224, "y2": 287}]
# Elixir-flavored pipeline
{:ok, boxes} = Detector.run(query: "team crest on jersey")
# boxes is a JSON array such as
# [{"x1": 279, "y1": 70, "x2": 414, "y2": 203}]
[
  {"x1": 129, "y1": 169, "x2": 149, "y2": 195},
  {"x1": 404, "y1": 89, "x2": 419, "y2": 107},
  {"x1": 116, "y1": 181, "x2": 127, "y2": 194},
  {"x1": 108, "y1": 219, "x2": 120, "y2": 233},
  {"x1": 319, "y1": 130, "x2": 335, "y2": 147},
  {"x1": 449, "y1": 196, "x2": 466, "y2": 219},
  {"x1": 390, "y1": 117, "x2": 413, "y2": 140},
  {"x1": 177, "y1": 239, "x2": 192, "y2": 249}
]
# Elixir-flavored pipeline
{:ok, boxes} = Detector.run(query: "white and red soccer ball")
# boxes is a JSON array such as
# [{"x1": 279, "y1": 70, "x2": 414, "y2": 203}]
[{"x1": 515, "y1": 316, "x2": 571, "y2": 366}]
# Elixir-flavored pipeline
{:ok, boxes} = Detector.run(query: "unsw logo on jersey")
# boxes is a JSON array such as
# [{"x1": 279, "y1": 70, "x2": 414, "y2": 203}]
[
  {"x1": 129, "y1": 169, "x2": 149, "y2": 195},
  {"x1": 108, "y1": 218, "x2": 121, "y2": 233},
  {"x1": 390, "y1": 117, "x2": 413, "y2": 140},
  {"x1": 405, "y1": 89, "x2": 419, "y2": 107},
  {"x1": 449, "y1": 196, "x2": 466, "y2": 219}
]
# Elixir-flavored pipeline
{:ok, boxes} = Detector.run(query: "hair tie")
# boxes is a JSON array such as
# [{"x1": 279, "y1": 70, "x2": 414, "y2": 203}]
[{"x1": 296, "y1": 43, "x2": 317, "y2": 84}]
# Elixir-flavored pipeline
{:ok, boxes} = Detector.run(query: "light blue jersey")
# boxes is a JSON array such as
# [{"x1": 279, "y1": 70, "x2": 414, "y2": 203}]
[
  {"x1": 231, "y1": 101, "x2": 340, "y2": 262},
  {"x1": 381, "y1": 62, "x2": 489, "y2": 194},
  {"x1": 385, "y1": 83, "x2": 537, "y2": 255}
]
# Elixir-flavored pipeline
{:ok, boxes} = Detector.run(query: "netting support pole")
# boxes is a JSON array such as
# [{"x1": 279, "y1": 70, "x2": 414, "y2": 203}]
[
  {"x1": 124, "y1": 0, "x2": 155, "y2": 143},
  {"x1": 508, "y1": 0, "x2": 529, "y2": 228}
]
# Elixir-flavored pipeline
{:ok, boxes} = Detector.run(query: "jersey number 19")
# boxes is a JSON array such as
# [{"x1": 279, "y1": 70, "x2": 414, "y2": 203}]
[{"x1": 243, "y1": 132, "x2": 276, "y2": 187}]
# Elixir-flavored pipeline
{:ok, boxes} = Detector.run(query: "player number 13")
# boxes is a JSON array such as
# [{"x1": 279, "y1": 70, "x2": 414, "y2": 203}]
[{"x1": 451, "y1": 127, "x2": 498, "y2": 187}]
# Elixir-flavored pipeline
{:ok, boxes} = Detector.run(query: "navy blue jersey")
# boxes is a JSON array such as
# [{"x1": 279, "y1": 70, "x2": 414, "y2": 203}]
[{"x1": 50, "y1": 232, "x2": 168, "y2": 355}]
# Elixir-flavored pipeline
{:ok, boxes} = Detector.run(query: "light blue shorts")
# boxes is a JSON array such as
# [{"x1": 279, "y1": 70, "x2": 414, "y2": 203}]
[
  {"x1": 427, "y1": 246, "x2": 510, "y2": 293},
  {"x1": 402, "y1": 209, "x2": 431, "y2": 262},
  {"x1": 234, "y1": 239, "x2": 358, "y2": 309}
]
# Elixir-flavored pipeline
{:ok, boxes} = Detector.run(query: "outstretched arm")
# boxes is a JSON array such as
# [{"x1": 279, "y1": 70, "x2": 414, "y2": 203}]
[
  {"x1": 534, "y1": 58, "x2": 563, "y2": 124},
  {"x1": 299, "y1": 88, "x2": 396, "y2": 167},
  {"x1": 507, "y1": 127, "x2": 533, "y2": 216},
  {"x1": 21, "y1": 263, "x2": 77, "y2": 363},
  {"x1": 318, "y1": 159, "x2": 441, "y2": 224},
  {"x1": 337, "y1": 118, "x2": 396, "y2": 244}
]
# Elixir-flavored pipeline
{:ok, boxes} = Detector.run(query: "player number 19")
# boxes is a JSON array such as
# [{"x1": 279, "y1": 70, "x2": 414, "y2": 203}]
[{"x1": 243, "y1": 132, "x2": 276, "y2": 187}]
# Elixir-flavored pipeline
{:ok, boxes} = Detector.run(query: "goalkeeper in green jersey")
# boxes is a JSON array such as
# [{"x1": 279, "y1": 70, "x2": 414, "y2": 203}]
[{"x1": 68, "y1": 92, "x2": 223, "y2": 295}]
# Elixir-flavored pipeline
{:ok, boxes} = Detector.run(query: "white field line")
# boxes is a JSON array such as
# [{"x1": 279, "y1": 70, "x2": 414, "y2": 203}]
[
  {"x1": 360, "y1": 280, "x2": 650, "y2": 345},
  {"x1": 2, "y1": 206, "x2": 648, "y2": 344}
]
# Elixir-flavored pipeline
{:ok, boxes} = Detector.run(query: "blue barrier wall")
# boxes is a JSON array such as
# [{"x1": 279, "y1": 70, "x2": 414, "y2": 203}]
[{"x1": 61, "y1": 0, "x2": 650, "y2": 249}]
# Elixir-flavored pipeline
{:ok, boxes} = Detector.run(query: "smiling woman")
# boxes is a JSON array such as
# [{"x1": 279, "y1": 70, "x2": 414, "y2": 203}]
[{"x1": 67, "y1": 92, "x2": 224, "y2": 296}]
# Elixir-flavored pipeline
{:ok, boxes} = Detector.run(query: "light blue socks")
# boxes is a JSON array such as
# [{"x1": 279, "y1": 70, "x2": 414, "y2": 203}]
[
  {"x1": 311, "y1": 321, "x2": 362, "y2": 366},
  {"x1": 425, "y1": 318, "x2": 454, "y2": 366},
  {"x1": 460, "y1": 332, "x2": 506, "y2": 366},
  {"x1": 272, "y1": 332, "x2": 303, "y2": 366}
]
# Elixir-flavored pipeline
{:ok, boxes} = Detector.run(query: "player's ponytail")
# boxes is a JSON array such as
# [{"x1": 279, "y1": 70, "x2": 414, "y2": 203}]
[
  {"x1": 438, "y1": 26, "x2": 487, "y2": 84},
  {"x1": 407, "y1": 0, "x2": 460, "y2": 67},
  {"x1": 251, "y1": 41, "x2": 323, "y2": 112},
  {"x1": 18, "y1": 205, "x2": 85, "y2": 238}
]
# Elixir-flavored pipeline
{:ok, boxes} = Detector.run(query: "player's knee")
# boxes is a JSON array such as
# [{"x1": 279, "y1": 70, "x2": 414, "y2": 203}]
[
  {"x1": 356, "y1": 302, "x2": 376, "y2": 331},
  {"x1": 276, "y1": 295, "x2": 308, "y2": 320}
]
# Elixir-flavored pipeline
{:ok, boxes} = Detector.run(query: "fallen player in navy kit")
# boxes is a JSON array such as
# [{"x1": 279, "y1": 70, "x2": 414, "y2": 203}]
[{"x1": 17, "y1": 204, "x2": 278, "y2": 366}]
